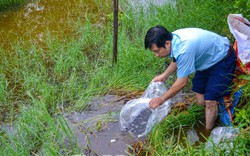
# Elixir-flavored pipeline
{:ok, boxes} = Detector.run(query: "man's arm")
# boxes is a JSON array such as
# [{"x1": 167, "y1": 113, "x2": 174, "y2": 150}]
[
  {"x1": 149, "y1": 76, "x2": 188, "y2": 109},
  {"x1": 152, "y1": 61, "x2": 177, "y2": 82}
]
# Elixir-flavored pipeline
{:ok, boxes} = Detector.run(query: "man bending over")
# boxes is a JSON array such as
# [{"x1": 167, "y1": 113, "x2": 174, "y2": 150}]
[{"x1": 144, "y1": 25, "x2": 236, "y2": 130}]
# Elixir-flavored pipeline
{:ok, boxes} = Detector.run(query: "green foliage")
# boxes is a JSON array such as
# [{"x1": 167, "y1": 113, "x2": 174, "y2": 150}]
[
  {"x1": 0, "y1": 99, "x2": 81, "y2": 155},
  {"x1": 0, "y1": 73, "x2": 7, "y2": 102},
  {"x1": 234, "y1": 80, "x2": 250, "y2": 129},
  {"x1": 233, "y1": 0, "x2": 250, "y2": 19},
  {"x1": 148, "y1": 105, "x2": 205, "y2": 154},
  {"x1": 0, "y1": 0, "x2": 25, "y2": 10},
  {"x1": 121, "y1": 0, "x2": 235, "y2": 40},
  {"x1": 235, "y1": 105, "x2": 250, "y2": 128}
]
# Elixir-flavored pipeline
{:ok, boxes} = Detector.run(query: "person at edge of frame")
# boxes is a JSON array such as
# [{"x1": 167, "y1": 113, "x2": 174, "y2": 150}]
[{"x1": 144, "y1": 25, "x2": 236, "y2": 131}]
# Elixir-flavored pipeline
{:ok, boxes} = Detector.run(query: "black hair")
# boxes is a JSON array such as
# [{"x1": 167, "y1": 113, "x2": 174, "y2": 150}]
[{"x1": 144, "y1": 25, "x2": 173, "y2": 49}]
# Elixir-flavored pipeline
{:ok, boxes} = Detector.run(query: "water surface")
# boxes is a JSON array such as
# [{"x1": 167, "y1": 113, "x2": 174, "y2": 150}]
[{"x1": 0, "y1": 0, "x2": 99, "y2": 51}]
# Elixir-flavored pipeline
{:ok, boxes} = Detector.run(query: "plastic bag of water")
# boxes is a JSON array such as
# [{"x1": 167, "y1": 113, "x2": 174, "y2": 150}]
[
  {"x1": 120, "y1": 82, "x2": 173, "y2": 138},
  {"x1": 205, "y1": 126, "x2": 239, "y2": 154}
]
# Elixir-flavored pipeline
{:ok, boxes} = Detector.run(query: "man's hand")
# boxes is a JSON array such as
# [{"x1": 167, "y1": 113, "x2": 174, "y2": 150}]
[
  {"x1": 152, "y1": 61, "x2": 177, "y2": 82},
  {"x1": 149, "y1": 97, "x2": 164, "y2": 109},
  {"x1": 152, "y1": 73, "x2": 167, "y2": 82},
  {"x1": 150, "y1": 76, "x2": 189, "y2": 110}
]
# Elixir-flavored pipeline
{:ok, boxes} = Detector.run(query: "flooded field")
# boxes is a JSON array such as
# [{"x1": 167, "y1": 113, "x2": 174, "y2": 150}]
[{"x1": 0, "y1": 0, "x2": 107, "y2": 51}]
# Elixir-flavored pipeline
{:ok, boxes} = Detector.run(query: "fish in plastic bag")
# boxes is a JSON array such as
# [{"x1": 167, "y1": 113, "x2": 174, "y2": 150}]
[{"x1": 120, "y1": 82, "x2": 173, "y2": 138}]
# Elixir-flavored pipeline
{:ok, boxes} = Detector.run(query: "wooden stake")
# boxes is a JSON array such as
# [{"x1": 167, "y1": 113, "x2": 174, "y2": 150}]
[{"x1": 113, "y1": 0, "x2": 118, "y2": 65}]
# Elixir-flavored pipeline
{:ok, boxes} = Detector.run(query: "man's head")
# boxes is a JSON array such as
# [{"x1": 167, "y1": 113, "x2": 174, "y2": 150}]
[{"x1": 144, "y1": 25, "x2": 173, "y2": 58}]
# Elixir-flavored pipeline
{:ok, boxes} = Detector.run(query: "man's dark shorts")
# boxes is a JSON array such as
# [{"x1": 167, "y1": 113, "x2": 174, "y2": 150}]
[{"x1": 192, "y1": 48, "x2": 236, "y2": 101}]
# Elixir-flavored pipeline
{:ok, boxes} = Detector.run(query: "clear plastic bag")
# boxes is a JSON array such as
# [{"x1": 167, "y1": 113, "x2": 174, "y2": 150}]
[
  {"x1": 205, "y1": 126, "x2": 239, "y2": 153},
  {"x1": 141, "y1": 81, "x2": 168, "y2": 98},
  {"x1": 119, "y1": 82, "x2": 173, "y2": 138},
  {"x1": 187, "y1": 129, "x2": 199, "y2": 145}
]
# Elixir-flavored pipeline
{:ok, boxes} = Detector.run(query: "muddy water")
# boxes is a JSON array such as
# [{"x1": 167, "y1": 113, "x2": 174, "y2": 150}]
[
  {"x1": 63, "y1": 93, "x2": 204, "y2": 155},
  {"x1": 0, "y1": 0, "x2": 97, "y2": 50},
  {"x1": 0, "y1": 0, "x2": 176, "y2": 52},
  {"x1": 63, "y1": 95, "x2": 142, "y2": 155},
  {"x1": 1, "y1": 93, "x2": 208, "y2": 155}
]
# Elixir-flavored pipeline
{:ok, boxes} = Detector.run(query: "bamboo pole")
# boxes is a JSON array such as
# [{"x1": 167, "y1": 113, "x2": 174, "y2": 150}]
[{"x1": 113, "y1": 0, "x2": 118, "y2": 65}]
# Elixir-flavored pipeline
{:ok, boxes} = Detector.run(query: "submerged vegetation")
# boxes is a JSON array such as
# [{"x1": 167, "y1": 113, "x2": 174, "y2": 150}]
[
  {"x1": 0, "y1": 0, "x2": 25, "y2": 10},
  {"x1": 0, "y1": 0, "x2": 249, "y2": 155}
]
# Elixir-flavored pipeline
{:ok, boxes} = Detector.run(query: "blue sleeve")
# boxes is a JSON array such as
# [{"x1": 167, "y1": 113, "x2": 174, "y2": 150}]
[{"x1": 176, "y1": 52, "x2": 196, "y2": 78}]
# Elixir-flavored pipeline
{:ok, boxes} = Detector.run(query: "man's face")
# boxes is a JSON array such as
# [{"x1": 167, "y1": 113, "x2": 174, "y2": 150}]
[{"x1": 150, "y1": 41, "x2": 171, "y2": 58}]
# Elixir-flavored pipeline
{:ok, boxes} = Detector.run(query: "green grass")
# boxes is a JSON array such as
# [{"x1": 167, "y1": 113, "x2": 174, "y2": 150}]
[
  {"x1": 0, "y1": 0, "x2": 249, "y2": 155},
  {"x1": 147, "y1": 105, "x2": 205, "y2": 155},
  {"x1": 0, "y1": 99, "x2": 81, "y2": 155},
  {"x1": 0, "y1": 0, "x2": 25, "y2": 10}
]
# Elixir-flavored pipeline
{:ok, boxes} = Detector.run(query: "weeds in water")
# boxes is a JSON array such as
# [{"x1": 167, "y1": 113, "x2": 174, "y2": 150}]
[
  {"x1": 0, "y1": 97, "x2": 81, "y2": 155},
  {"x1": 0, "y1": 0, "x2": 25, "y2": 10}
]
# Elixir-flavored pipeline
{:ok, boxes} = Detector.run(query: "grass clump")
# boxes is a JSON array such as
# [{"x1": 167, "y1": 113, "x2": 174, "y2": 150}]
[
  {"x1": 0, "y1": 97, "x2": 80, "y2": 155},
  {"x1": 147, "y1": 105, "x2": 205, "y2": 155},
  {"x1": 0, "y1": 0, "x2": 25, "y2": 10}
]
